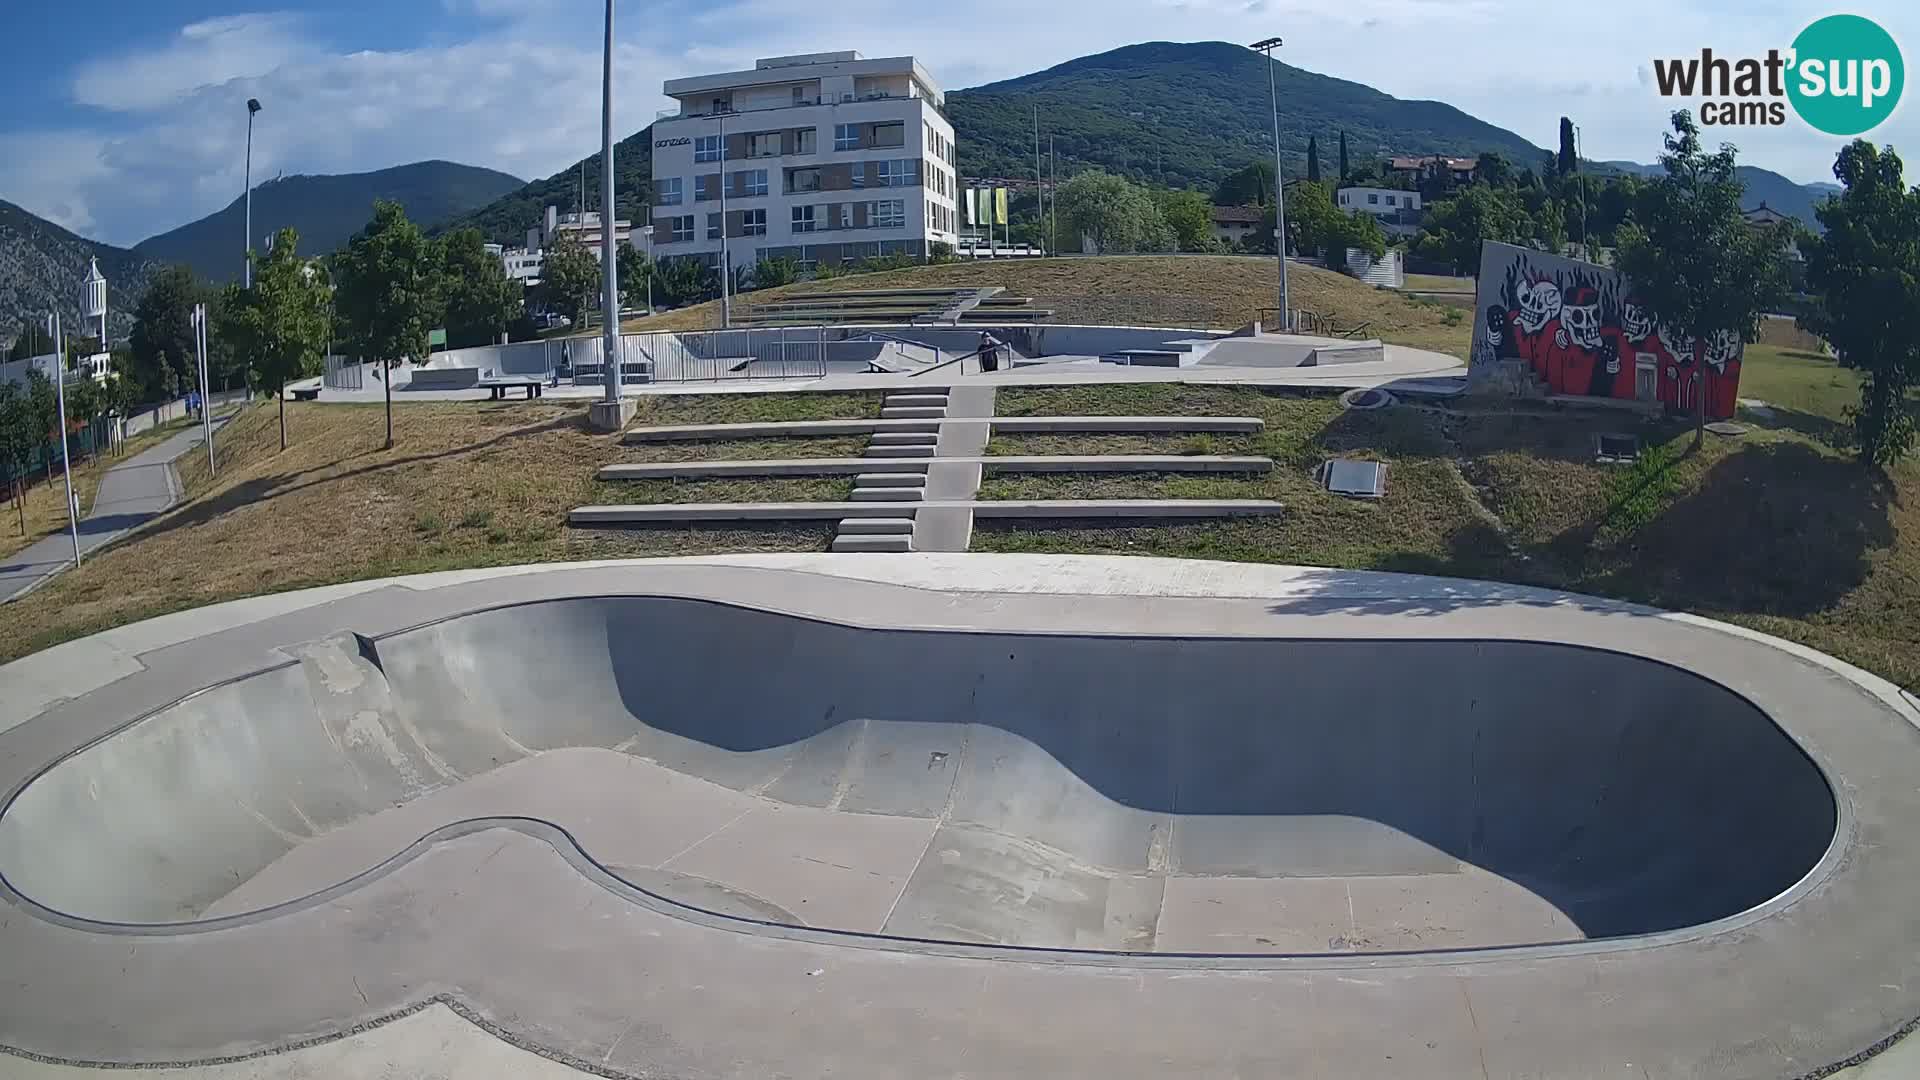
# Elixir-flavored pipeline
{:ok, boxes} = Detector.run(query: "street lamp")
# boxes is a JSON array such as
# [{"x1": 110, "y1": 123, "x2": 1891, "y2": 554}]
[
  {"x1": 48, "y1": 312, "x2": 80, "y2": 568},
  {"x1": 244, "y1": 98, "x2": 262, "y2": 288},
  {"x1": 1249, "y1": 37, "x2": 1290, "y2": 331},
  {"x1": 717, "y1": 106, "x2": 732, "y2": 329},
  {"x1": 599, "y1": 0, "x2": 620, "y2": 405},
  {"x1": 640, "y1": 223, "x2": 655, "y2": 315}
]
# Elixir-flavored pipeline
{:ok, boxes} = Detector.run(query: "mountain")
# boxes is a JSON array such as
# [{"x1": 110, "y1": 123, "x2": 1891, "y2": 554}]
[
  {"x1": 947, "y1": 41, "x2": 1546, "y2": 190},
  {"x1": 0, "y1": 200, "x2": 161, "y2": 347},
  {"x1": 133, "y1": 160, "x2": 523, "y2": 282},
  {"x1": 439, "y1": 131, "x2": 654, "y2": 248},
  {"x1": 1597, "y1": 160, "x2": 1836, "y2": 227}
]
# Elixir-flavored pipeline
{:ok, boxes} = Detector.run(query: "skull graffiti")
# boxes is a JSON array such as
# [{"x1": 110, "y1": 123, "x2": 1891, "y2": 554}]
[
  {"x1": 1515, "y1": 278, "x2": 1562, "y2": 334},
  {"x1": 1561, "y1": 287, "x2": 1602, "y2": 350},
  {"x1": 1621, "y1": 298, "x2": 1654, "y2": 341},
  {"x1": 1704, "y1": 330, "x2": 1740, "y2": 372},
  {"x1": 1483, "y1": 305, "x2": 1506, "y2": 348}
]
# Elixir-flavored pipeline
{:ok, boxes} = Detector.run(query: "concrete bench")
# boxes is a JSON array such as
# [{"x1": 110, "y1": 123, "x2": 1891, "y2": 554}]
[
  {"x1": 408, "y1": 367, "x2": 482, "y2": 391},
  {"x1": 289, "y1": 387, "x2": 321, "y2": 402},
  {"x1": 479, "y1": 377, "x2": 545, "y2": 400}
]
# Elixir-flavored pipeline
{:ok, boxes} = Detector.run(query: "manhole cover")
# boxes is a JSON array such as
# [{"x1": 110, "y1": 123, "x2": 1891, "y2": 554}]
[
  {"x1": 1339, "y1": 388, "x2": 1396, "y2": 411},
  {"x1": 1706, "y1": 422, "x2": 1748, "y2": 437}
]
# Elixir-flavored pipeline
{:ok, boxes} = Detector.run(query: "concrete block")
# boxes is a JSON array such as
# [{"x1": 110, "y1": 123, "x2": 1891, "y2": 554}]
[
  {"x1": 854, "y1": 473, "x2": 928, "y2": 488},
  {"x1": 831, "y1": 534, "x2": 914, "y2": 553},
  {"x1": 622, "y1": 418, "x2": 938, "y2": 443},
  {"x1": 864, "y1": 446, "x2": 937, "y2": 458},
  {"x1": 870, "y1": 432, "x2": 939, "y2": 446},
  {"x1": 989, "y1": 416, "x2": 1264, "y2": 434},
  {"x1": 982, "y1": 455, "x2": 1274, "y2": 475},
  {"x1": 598, "y1": 459, "x2": 915, "y2": 480},
  {"x1": 587, "y1": 398, "x2": 637, "y2": 432},
  {"x1": 569, "y1": 503, "x2": 908, "y2": 524},
  {"x1": 880, "y1": 407, "x2": 947, "y2": 419},
  {"x1": 850, "y1": 488, "x2": 924, "y2": 503},
  {"x1": 835, "y1": 517, "x2": 916, "y2": 535},
  {"x1": 969, "y1": 499, "x2": 1283, "y2": 519},
  {"x1": 884, "y1": 394, "x2": 950, "y2": 407}
]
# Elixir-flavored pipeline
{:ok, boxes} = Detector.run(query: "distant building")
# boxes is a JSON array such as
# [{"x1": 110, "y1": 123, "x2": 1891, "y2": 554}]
[
  {"x1": 1336, "y1": 186, "x2": 1424, "y2": 238},
  {"x1": 525, "y1": 206, "x2": 634, "y2": 264},
  {"x1": 1385, "y1": 155, "x2": 1478, "y2": 185},
  {"x1": 1742, "y1": 203, "x2": 1794, "y2": 228},
  {"x1": 648, "y1": 51, "x2": 959, "y2": 271},
  {"x1": 1210, "y1": 204, "x2": 1264, "y2": 247},
  {"x1": 486, "y1": 242, "x2": 545, "y2": 285}
]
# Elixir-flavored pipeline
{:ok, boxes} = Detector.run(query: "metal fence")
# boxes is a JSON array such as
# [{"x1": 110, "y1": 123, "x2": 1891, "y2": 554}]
[
  {"x1": 323, "y1": 355, "x2": 364, "y2": 390},
  {"x1": 565, "y1": 327, "x2": 832, "y2": 385}
]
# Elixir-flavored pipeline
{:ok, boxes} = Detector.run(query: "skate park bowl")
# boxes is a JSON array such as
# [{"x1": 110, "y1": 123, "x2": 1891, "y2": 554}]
[{"x1": 0, "y1": 594, "x2": 1837, "y2": 954}]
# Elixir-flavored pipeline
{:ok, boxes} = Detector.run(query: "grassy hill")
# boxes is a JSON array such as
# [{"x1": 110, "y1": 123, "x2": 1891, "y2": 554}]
[
  {"x1": 949, "y1": 41, "x2": 1546, "y2": 189},
  {"x1": 0, "y1": 200, "x2": 160, "y2": 344},
  {"x1": 133, "y1": 160, "x2": 524, "y2": 281},
  {"x1": 622, "y1": 256, "x2": 1473, "y2": 356}
]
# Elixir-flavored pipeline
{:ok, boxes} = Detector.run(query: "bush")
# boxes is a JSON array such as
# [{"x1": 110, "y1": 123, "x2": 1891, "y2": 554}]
[{"x1": 929, "y1": 240, "x2": 955, "y2": 264}]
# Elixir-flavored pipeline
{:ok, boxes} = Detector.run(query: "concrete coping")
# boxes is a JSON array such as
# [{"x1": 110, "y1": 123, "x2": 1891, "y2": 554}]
[
  {"x1": 568, "y1": 499, "x2": 1286, "y2": 524},
  {"x1": 597, "y1": 456, "x2": 1275, "y2": 480}
]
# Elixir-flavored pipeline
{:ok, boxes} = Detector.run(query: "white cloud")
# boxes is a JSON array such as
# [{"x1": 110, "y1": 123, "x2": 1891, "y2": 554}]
[
  {"x1": 7, "y1": 0, "x2": 1916, "y2": 247},
  {"x1": 72, "y1": 13, "x2": 309, "y2": 112}
]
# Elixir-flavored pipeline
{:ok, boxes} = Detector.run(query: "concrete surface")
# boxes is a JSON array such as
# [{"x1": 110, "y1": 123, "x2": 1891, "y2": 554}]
[
  {"x1": 569, "y1": 499, "x2": 1286, "y2": 524},
  {"x1": 0, "y1": 417, "x2": 226, "y2": 603},
  {"x1": 0, "y1": 555, "x2": 1916, "y2": 1079},
  {"x1": 621, "y1": 415, "x2": 1263, "y2": 441},
  {"x1": 600, "y1": 455, "x2": 1272, "y2": 479}
]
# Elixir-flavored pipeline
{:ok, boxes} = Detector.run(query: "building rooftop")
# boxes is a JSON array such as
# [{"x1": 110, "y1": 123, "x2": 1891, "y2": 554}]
[{"x1": 663, "y1": 53, "x2": 943, "y2": 107}]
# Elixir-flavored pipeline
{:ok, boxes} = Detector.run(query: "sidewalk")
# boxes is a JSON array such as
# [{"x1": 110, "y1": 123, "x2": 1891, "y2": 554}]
[{"x1": 0, "y1": 418, "x2": 226, "y2": 603}]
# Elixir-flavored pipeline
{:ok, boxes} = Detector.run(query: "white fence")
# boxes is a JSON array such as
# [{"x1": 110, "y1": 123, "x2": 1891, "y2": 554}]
[{"x1": 1345, "y1": 248, "x2": 1405, "y2": 288}]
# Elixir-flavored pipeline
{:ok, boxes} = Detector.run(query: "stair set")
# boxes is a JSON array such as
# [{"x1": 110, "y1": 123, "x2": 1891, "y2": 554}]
[{"x1": 831, "y1": 389, "x2": 950, "y2": 552}]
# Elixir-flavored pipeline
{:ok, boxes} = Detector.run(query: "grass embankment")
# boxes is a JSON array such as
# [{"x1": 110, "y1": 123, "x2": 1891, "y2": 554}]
[
  {"x1": 0, "y1": 416, "x2": 207, "y2": 563},
  {"x1": 976, "y1": 351, "x2": 1920, "y2": 690},
  {"x1": 0, "y1": 393, "x2": 887, "y2": 664},
  {"x1": 621, "y1": 256, "x2": 1473, "y2": 360}
]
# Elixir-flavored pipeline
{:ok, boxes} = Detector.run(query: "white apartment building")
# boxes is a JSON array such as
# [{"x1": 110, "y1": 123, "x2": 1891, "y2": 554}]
[
  {"x1": 525, "y1": 207, "x2": 633, "y2": 263},
  {"x1": 486, "y1": 243, "x2": 546, "y2": 286},
  {"x1": 1336, "y1": 186, "x2": 1422, "y2": 216},
  {"x1": 649, "y1": 51, "x2": 959, "y2": 272}
]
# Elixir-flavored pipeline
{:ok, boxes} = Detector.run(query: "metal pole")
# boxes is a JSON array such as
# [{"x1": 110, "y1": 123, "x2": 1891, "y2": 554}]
[
  {"x1": 1033, "y1": 104, "x2": 1042, "y2": 254},
  {"x1": 644, "y1": 225, "x2": 654, "y2": 315},
  {"x1": 1049, "y1": 138, "x2": 1057, "y2": 257},
  {"x1": 1575, "y1": 123, "x2": 1588, "y2": 256},
  {"x1": 1254, "y1": 38, "x2": 1291, "y2": 331},
  {"x1": 197, "y1": 304, "x2": 215, "y2": 476},
  {"x1": 244, "y1": 100, "x2": 260, "y2": 287},
  {"x1": 718, "y1": 108, "x2": 732, "y2": 329},
  {"x1": 50, "y1": 313, "x2": 80, "y2": 567},
  {"x1": 599, "y1": 0, "x2": 620, "y2": 404}
]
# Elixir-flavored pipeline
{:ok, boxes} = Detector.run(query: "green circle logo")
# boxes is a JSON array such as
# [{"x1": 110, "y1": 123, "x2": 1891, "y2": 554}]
[{"x1": 1788, "y1": 15, "x2": 1904, "y2": 135}]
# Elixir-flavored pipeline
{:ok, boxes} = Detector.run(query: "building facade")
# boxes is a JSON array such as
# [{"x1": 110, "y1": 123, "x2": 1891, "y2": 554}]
[
  {"x1": 649, "y1": 52, "x2": 959, "y2": 272},
  {"x1": 1336, "y1": 186, "x2": 1424, "y2": 238}
]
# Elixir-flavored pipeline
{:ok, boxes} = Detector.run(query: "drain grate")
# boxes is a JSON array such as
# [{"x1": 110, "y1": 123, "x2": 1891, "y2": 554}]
[
  {"x1": 1323, "y1": 459, "x2": 1387, "y2": 498},
  {"x1": 1595, "y1": 434, "x2": 1640, "y2": 464}
]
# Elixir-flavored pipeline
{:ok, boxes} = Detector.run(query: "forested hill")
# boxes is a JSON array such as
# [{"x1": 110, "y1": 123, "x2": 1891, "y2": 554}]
[{"x1": 0, "y1": 200, "x2": 159, "y2": 346}]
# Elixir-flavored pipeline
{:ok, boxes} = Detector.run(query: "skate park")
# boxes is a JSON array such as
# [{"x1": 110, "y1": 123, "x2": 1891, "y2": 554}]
[{"x1": 2, "y1": 554, "x2": 1918, "y2": 1078}]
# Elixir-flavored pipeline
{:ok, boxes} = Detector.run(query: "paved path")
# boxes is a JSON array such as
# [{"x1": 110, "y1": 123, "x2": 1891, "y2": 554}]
[{"x1": 0, "y1": 419, "x2": 223, "y2": 603}]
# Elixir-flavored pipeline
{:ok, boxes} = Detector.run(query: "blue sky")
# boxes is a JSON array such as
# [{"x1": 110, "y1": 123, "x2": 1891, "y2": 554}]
[{"x1": 2, "y1": 1, "x2": 1913, "y2": 246}]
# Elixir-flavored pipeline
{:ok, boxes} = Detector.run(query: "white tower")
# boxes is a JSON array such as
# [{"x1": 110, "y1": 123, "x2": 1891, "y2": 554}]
[{"x1": 81, "y1": 257, "x2": 107, "y2": 345}]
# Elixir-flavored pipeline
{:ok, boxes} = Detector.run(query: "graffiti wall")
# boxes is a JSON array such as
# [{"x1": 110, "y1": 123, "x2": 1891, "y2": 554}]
[{"x1": 1468, "y1": 241, "x2": 1743, "y2": 420}]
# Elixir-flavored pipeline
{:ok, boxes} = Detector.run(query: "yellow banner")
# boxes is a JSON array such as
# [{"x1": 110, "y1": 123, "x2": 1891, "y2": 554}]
[{"x1": 994, "y1": 187, "x2": 1009, "y2": 225}]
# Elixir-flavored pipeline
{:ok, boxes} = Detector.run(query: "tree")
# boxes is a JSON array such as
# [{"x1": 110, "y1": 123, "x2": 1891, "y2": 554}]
[
  {"x1": 1414, "y1": 185, "x2": 1533, "y2": 273},
  {"x1": 616, "y1": 244, "x2": 652, "y2": 310},
  {"x1": 224, "y1": 228, "x2": 330, "y2": 452},
  {"x1": 1801, "y1": 140, "x2": 1920, "y2": 467},
  {"x1": 654, "y1": 257, "x2": 718, "y2": 308},
  {"x1": 1338, "y1": 131, "x2": 1350, "y2": 182},
  {"x1": 1477, "y1": 151, "x2": 1515, "y2": 189},
  {"x1": 334, "y1": 201, "x2": 442, "y2": 450},
  {"x1": 538, "y1": 232, "x2": 602, "y2": 325},
  {"x1": 1154, "y1": 189, "x2": 1219, "y2": 252},
  {"x1": 1331, "y1": 205, "x2": 1388, "y2": 261},
  {"x1": 439, "y1": 227, "x2": 521, "y2": 349},
  {"x1": 1558, "y1": 117, "x2": 1578, "y2": 176},
  {"x1": 7, "y1": 323, "x2": 55, "y2": 362},
  {"x1": 751, "y1": 255, "x2": 799, "y2": 290},
  {"x1": 1056, "y1": 171, "x2": 1176, "y2": 253},
  {"x1": 127, "y1": 265, "x2": 202, "y2": 404},
  {"x1": 1283, "y1": 181, "x2": 1345, "y2": 258},
  {"x1": 1306, "y1": 136, "x2": 1322, "y2": 184},
  {"x1": 1615, "y1": 110, "x2": 1791, "y2": 448},
  {"x1": 0, "y1": 382, "x2": 35, "y2": 533},
  {"x1": 1533, "y1": 196, "x2": 1568, "y2": 253},
  {"x1": 1212, "y1": 161, "x2": 1274, "y2": 207}
]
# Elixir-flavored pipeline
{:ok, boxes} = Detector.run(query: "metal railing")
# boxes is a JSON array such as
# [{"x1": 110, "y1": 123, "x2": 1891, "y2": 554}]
[{"x1": 566, "y1": 327, "x2": 831, "y2": 385}]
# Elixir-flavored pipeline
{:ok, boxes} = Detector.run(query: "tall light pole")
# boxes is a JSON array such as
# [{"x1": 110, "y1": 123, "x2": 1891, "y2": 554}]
[
  {"x1": 244, "y1": 98, "x2": 262, "y2": 287},
  {"x1": 1250, "y1": 37, "x2": 1290, "y2": 331},
  {"x1": 641, "y1": 223, "x2": 655, "y2": 315},
  {"x1": 599, "y1": 0, "x2": 621, "y2": 404},
  {"x1": 48, "y1": 313, "x2": 81, "y2": 568},
  {"x1": 717, "y1": 107, "x2": 732, "y2": 329}
]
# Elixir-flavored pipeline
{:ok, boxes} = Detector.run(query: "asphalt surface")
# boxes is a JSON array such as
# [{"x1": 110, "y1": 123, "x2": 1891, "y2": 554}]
[{"x1": 0, "y1": 418, "x2": 222, "y2": 603}]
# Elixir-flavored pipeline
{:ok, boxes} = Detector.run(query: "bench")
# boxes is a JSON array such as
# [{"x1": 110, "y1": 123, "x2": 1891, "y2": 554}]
[
  {"x1": 479, "y1": 377, "x2": 545, "y2": 400},
  {"x1": 290, "y1": 387, "x2": 321, "y2": 401}
]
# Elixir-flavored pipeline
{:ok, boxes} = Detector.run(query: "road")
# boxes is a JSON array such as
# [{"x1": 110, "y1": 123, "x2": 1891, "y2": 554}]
[{"x1": 0, "y1": 418, "x2": 223, "y2": 603}]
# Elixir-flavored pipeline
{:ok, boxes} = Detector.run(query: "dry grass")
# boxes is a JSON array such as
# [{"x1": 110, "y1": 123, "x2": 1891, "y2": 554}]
[
  {"x1": 621, "y1": 257, "x2": 1472, "y2": 359},
  {"x1": 630, "y1": 391, "x2": 881, "y2": 425},
  {"x1": 0, "y1": 400, "x2": 833, "y2": 664}
]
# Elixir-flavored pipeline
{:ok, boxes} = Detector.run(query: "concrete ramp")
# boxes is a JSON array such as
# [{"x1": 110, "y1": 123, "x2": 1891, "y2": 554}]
[{"x1": 0, "y1": 597, "x2": 1834, "y2": 955}]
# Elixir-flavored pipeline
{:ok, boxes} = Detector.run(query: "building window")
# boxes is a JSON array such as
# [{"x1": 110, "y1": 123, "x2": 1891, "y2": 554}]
[
  {"x1": 795, "y1": 128, "x2": 816, "y2": 154},
  {"x1": 870, "y1": 122, "x2": 904, "y2": 149},
  {"x1": 695, "y1": 175, "x2": 715, "y2": 202},
  {"x1": 695, "y1": 135, "x2": 722, "y2": 163},
  {"x1": 852, "y1": 165, "x2": 865, "y2": 188},
  {"x1": 735, "y1": 169, "x2": 768, "y2": 197},
  {"x1": 742, "y1": 209, "x2": 767, "y2": 236},
  {"x1": 787, "y1": 167, "x2": 821, "y2": 194},
  {"x1": 878, "y1": 159, "x2": 915, "y2": 187},
  {"x1": 834, "y1": 124, "x2": 858, "y2": 151},
  {"x1": 656, "y1": 177, "x2": 682, "y2": 206},
  {"x1": 873, "y1": 200, "x2": 905, "y2": 228},
  {"x1": 747, "y1": 132, "x2": 780, "y2": 158},
  {"x1": 707, "y1": 213, "x2": 722, "y2": 240},
  {"x1": 833, "y1": 204, "x2": 851, "y2": 230},
  {"x1": 1367, "y1": 193, "x2": 1379, "y2": 205},
  {"x1": 792, "y1": 85, "x2": 807, "y2": 106},
  {"x1": 793, "y1": 205, "x2": 816, "y2": 233},
  {"x1": 670, "y1": 216, "x2": 693, "y2": 243}
]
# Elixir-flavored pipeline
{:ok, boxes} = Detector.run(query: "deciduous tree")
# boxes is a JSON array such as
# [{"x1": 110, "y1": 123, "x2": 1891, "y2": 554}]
[
  {"x1": 1414, "y1": 185, "x2": 1533, "y2": 273},
  {"x1": 128, "y1": 265, "x2": 201, "y2": 403},
  {"x1": 1056, "y1": 171, "x2": 1175, "y2": 254},
  {"x1": 224, "y1": 228, "x2": 331, "y2": 452},
  {"x1": 1615, "y1": 110, "x2": 1791, "y2": 448},
  {"x1": 439, "y1": 227, "x2": 521, "y2": 349},
  {"x1": 538, "y1": 233, "x2": 602, "y2": 326},
  {"x1": 1802, "y1": 140, "x2": 1920, "y2": 467},
  {"x1": 334, "y1": 201, "x2": 441, "y2": 449}
]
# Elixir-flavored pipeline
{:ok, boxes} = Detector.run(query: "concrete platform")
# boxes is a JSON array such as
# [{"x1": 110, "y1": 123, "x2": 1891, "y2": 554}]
[
  {"x1": 621, "y1": 416, "x2": 1263, "y2": 442},
  {"x1": 568, "y1": 500, "x2": 1285, "y2": 525},
  {"x1": 597, "y1": 455, "x2": 1271, "y2": 480},
  {"x1": 0, "y1": 555, "x2": 1916, "y2": 1079}
]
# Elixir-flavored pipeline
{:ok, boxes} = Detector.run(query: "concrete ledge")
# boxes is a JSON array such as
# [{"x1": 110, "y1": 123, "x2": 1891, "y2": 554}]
[
  {"x1": 989, "y1": 416, "x2": 1264, "y2": 434},
  {"x1": 569, "y1": 499, "x2": 1283, "y2": 525},
  {"x1": 622, "y1": 418, "x2": 939, "y2": 442},
  {"x1": 597, "y1": 456, "x2": 1270, "y2": 481}
]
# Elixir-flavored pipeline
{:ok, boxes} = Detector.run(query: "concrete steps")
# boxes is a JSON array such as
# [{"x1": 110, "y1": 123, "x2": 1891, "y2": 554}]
[
  {"x1": 865, "y1": 445, "x2": 937, "y2": 458},
  {"x1": 850, "y1": 488, "x2": 924, "y2": 502},
  {"x1": 880, "y1": 406, "x2": 947, "y2": 419},
  {"x1": 855, "y1": 473, "x2": 928, "y2": 488},
  {"x1": 836, "y1": 517, "x2": 918, "y2": 535},
  {"x1": 570, "y1": 499, "x2": 1284, "y2": 526},
  {"x1": 596, "y1": 455, "x2": 1275, "y2": 482},
  {"x1": 871, "y1": 432, "x2": 939, "y2": 446},
  {"x1": 830, "y1": 533, "x2": 913, "y2": 552},
  {"x1": 885, "y1": 393, "x2": 950, "y2": 408}
]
